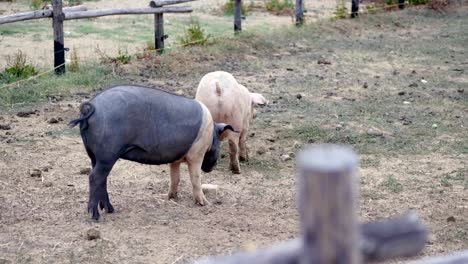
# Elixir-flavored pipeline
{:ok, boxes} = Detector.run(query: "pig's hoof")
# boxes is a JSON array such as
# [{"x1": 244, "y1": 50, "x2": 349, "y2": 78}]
[
  {"x1": 230, "y1": 164, "x2": 242, "y2": 174},
  {"x1": 230, "y1": 166, "x2": 242, "y2": 174},
  {"x1": 88, "y1": 206, "x2": 100, "y2": 221},
  {"x1": 99, "y1": 200, "x2": 115, "y2": 213},
  {"x1": 239, "y1": 155, "x2": 249, "y2": 162},
  {"x1": 168, "y1": 192, "x2": 178, "y2": 200},
  {"x1": 195, "y1": 195, "x2": 209, "y2": 206}
]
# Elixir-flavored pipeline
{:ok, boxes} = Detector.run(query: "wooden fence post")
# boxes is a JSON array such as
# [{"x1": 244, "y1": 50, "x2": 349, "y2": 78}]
[
  {"x1": 351, "y1": 0, "x2": 359, "y2": 18},
  {"x1": 52, "y1": 0, "x2": 65, "y2": 74},
  {"x1": 150, "y1": 1, "x2": 166, "y2": 54},
  {"x1": 398, "y1": 0, "x2": 405, "y2": 9},
  {"x1": 295, "y1": 0, "x2": 303, "y2": 26},
  {"x1": 297, "y1": 144, "x2": 361, "y2": 264},
  {"x1": 234, "y1": 0, "x2": 242, "y2": 33}
]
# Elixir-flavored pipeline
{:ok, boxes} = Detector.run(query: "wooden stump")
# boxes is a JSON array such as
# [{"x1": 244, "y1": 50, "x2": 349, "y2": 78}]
[{"x1": 297, "y1": 144, "x2": 360, "y2": 264}]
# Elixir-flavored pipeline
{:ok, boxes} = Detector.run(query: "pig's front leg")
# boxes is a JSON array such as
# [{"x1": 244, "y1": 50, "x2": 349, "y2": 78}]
[
  {"x1": 168, "y1": 162, "x2": 181, "y2": 200},
  {"x1": 187, "y1": 160, "x2": 209, "y2": 206}
]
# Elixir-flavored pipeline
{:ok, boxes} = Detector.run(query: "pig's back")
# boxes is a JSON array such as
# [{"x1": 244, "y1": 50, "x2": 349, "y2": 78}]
[
  {"x1": 88, "y1": 85, "x2": 204, "y2": 164},
  {"x1": 196, "y1": 72, "x2": 249, "y2": 131}
]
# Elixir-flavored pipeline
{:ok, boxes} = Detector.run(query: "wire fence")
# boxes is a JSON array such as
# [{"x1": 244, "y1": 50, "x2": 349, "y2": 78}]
[
  {"x1": 0, "y1": 1, "x2": 429, "y2": 91},
  {"x1": 0, "y1": 32, "x2": 232, "y2": 91}
]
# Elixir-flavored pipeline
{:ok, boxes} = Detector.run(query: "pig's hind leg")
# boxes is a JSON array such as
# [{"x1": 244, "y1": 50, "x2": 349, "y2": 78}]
[
  {"x1": 88, "y1": 159, "x2": 117, "y2": 220},
  {"x1": 239, "y1": 130, "x2": 249, "y2": 162},
  {"x1": 168, "y1": 162, "x2": 181, "y2": 200},
  {"x1": 228, "y1": 136, "x2": 241, "y2": 174}
]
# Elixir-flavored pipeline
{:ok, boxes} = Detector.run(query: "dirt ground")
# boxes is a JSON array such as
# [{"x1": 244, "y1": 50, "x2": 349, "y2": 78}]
[{"x1": 0, "y1": 3, "x2": 467, "y2": 264}]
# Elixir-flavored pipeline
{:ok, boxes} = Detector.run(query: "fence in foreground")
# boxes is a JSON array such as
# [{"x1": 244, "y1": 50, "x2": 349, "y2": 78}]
[{"x1": 195, "y1": 144, "x2": 468, "y2": 264}]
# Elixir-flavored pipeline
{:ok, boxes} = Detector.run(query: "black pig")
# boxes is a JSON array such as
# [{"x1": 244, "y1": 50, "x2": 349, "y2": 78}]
[{"x1": 69, "y1": 85, "x2": 234, "y2": 220}]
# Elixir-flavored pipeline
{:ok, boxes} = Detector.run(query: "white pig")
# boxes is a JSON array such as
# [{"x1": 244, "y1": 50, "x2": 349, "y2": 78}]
[{"x1": 195, "y1": 71, "x2": 267, "y2": 174}]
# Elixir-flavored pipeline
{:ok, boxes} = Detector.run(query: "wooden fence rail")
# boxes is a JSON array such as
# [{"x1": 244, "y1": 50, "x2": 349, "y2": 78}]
[
  {"x1": 0, "y1": 0, "x2": 194, "y2": 74},
  {"x1": 0, "y1": 5, "x2": 86, "y2": 25},
  {"x1": 62, "y1": 6, "x2": 192, "y2": 20},
  {"x1": 195, "y1": 144, "x2": 466, "y2": 264}
]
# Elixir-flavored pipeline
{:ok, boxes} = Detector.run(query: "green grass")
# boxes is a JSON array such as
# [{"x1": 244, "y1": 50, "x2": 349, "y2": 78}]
[
  {"x1": 0, "y1": 21, "x2": 49, "y2": 36},
  {"x1": 265, "y1": 0, "x2": 294, "y2": 14},
  {"x1": 0, "y1": 62, "x2": 121, "y2": 110},
  {"x1": 1, "y1": 51, "x2": 38, "y2": 83},
  {"x1": 380, "y1": 175, "x2": 403, "y2": 193},
  {"x1": 223, "y1": 0, "x2": 249, "y2": 15}
]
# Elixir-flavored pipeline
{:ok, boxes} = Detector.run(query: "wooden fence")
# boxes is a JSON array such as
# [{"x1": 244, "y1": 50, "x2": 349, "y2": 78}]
[
  {"x1": 0, "y1": 0, "x2": 311, "y2": 74},
  {"x1": 195, "y1": 144, "x2": 468, "y2": 264},
  {"x1": 0, "y1": 0, "x2": 194, "y2": 74},
  {"x1": 0, "y1": 0, "x2": 406, "y2": 74}
]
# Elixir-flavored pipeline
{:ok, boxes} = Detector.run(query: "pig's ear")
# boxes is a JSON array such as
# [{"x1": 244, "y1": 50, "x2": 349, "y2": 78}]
[
  {"x1": 215, "y1": 123, "x2": 238, "y2": 136},
  {"x1": 250, "y1": 93, "x2": 268, "y2": 106}
]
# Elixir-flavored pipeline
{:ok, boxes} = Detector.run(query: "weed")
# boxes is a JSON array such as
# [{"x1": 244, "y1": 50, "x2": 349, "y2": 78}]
[
  {"x1": 223, "y1": 0, "x2": 248, "y2": 15},
  {"x1": 0, "y1": 62, "x2": 119, "y2": 108},
  {"x1": 385, "y1": 0, "x2": 397, "y2": 5},
  {"x1": 427, "y1": 0, "x2": 455, "y2": 11},
  {"x1": 177, "y1": 18, "x2": 211, "y2": 47},
  {"x1": 145, "y1": 41, "x2": 155, "y2": 52},
  {"x1": 0, "y1": 51, "x2": 38, "y2": 83},
  {"x1": 409, "y1": 0, "x2": 429, "y2": 4},
  {"x1": 98, "y1": 48, "x2": 132, "y2": 65},
  {"x1": 440, "y1": 176, "x2": 452, "y2": 187},
  {"x1": 360, "y1": 157, "x2": 381, "y2": 168},
  {"x1": 246, "y1": 158, "x2": 280, "y2": 172},
  {"x1": 380, "y1": 175, "x2": 403, "y2": 193},
  {"x1": 334, "y1": 0, "x2": 348, "y2": 19},
  {"x1": 115, "y1": 49, "x2": 132, "y2": 64},
  {"x1": 30, "y1": 0, "x2": 47, "y2": 10},
  {"x1": 265, "y1": 0, "x2": 294, "y2": 14},
  {"x1": 285, "y1": 125, "x2": 329, "y2": 142},
  {"x1": 69, "y1": 47, "x2": 80, "y2": 72},
  {"x1": 98, "y1": 48, "x2": 131, "y2": 64},
  {"x1": 367, "y1": 4, "x2": 379, "y2": 14}
]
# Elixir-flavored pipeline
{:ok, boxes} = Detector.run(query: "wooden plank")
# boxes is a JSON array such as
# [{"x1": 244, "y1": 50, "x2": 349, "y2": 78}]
[
  {"x1": 295, "y1": 0, "x2": 303, "y2": 26},
  {"x1": 149, "y1": 0, "x2": 196, "y2": 7},
  {"x1": 63, "y1": 7, "x2": 192, "y2": 20},
  {"x1": 297, "y1": 144, "x2": 360, "y2": 264},
  {"x1": 0, "y1": 6, "x2": 87, "y2": 25},
  {"x1": 234, "y1": 0, "x2": 242, "y2": 32},
  {"x1": 52, "y1": 0, "x2": 65, "y2": 75},
  {"x1": 412, "y1": 251, "x2": 468, "y2": 264}
]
